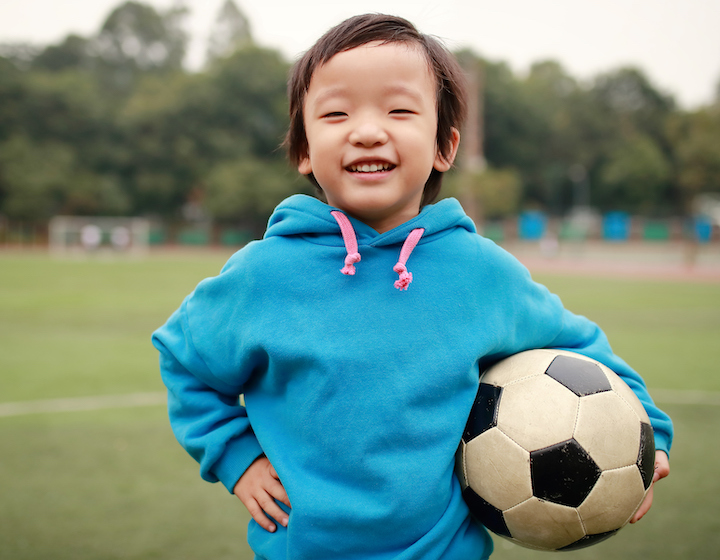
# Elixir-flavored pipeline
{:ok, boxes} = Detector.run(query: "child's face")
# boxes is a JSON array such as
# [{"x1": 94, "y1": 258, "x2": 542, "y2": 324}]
[{"x1": 299, "y1": 42, "x2": 459, "y2": 233}]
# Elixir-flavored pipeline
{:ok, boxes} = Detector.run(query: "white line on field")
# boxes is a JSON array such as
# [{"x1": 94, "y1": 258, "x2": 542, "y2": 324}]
[
  {"x1": 0, "y1": 388, "x2": 717, "y2": 418},
  {"x1": 0, "y1": 392, "x2": 166, "y2": 417}
]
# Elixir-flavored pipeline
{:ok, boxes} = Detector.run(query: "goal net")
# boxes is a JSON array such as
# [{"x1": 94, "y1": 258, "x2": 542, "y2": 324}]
[{"x1": 49, "y1": 216, "x2": 150, "y2": 256}]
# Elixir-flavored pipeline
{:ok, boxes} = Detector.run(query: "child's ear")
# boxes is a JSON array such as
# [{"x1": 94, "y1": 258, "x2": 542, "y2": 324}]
[
  {"x1": 298, "y1": 155, "x2": 312, "y2": 175},
  {"x1": 433, "y1": 127, "x2": 461, "y2": 172}
]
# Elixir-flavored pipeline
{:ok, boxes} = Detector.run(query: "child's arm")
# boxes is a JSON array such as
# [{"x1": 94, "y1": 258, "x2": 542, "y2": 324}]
[
  {"x1": 478, "y1": 243, "x2": 674, "y2": 469},
  {"x1": 233, "y1": 455, "x2": 291, "y2": 533},
  {"x1": 152, "y1": 301, "x2": 265, "y2": 493},
  {"x1": 630, "y1": 450, "x2": 670, "y2": 523}
]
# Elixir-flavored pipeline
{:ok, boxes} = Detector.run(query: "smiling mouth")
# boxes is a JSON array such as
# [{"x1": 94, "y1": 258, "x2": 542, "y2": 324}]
[{"x1": 347, "y1": 162, "x2": 396, "y2": 173}]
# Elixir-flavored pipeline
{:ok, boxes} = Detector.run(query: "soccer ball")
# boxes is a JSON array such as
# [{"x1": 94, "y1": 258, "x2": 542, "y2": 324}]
[{"x1": 456, "y1": 349, "x2": 655, "y2": 551}]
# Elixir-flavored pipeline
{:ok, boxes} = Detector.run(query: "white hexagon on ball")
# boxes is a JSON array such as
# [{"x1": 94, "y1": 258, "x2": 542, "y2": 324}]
[
  {"x1": 574, "y1": 391, "x2": 642, "y2": 470},
  {"x1": 463, "y1": 427, "x2": 532, "y2": 510},
  {"x1": 496, "y1": 374, "x2": 578, "y2": 451}
]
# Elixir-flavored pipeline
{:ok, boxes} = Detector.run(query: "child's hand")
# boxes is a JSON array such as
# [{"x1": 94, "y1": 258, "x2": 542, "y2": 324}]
[
  {"x1": 233, "y1": 456, "x2": 291, "y2": 532},
  {"x1": 629, "y1": 450, "x2": 670, "y2": 523}
]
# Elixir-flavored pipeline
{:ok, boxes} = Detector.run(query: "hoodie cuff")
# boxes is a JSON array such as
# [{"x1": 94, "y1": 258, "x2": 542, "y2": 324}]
[
  {"x1": 212, "y1": 433, "x2": 265, "y2": 494},
  {"x1": 652, "y1": 431, "x2": 671, "y2": 459}
]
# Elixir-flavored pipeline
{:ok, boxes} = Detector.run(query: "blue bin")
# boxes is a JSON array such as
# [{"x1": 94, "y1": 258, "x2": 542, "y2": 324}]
[
  {"x1": 694, "y1": 216, "x2": 712, "y2": 244},
  {"x1": 602, "y1": 212, "x2": 630, "y2": 242},
  {"x1": 518, "y1": 211, "x2": 547, "y2": 240}
]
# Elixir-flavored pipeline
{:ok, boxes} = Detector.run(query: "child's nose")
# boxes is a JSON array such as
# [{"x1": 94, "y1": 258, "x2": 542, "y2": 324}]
[{"x1": 349, "y1": 121, "x2": 389, "y2": 147}]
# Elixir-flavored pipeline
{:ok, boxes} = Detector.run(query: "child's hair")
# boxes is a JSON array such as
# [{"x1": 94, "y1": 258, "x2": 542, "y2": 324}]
[{"x1": 284, "y1": 13, "x2": 468, "y2": 206}]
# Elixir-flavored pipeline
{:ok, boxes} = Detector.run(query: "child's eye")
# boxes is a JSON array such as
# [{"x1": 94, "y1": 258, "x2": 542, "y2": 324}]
[
  {"x1": 390, "y1": 109, "x2": 415, "y2": 115},
  {"x1": 322, "y1": 112, "x2": 347, "y2": 119}
]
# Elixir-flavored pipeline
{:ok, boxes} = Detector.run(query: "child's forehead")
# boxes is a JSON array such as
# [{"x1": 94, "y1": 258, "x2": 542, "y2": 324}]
[{"x1": 310, "y1": 41, "x2": 435, "y2": 89}]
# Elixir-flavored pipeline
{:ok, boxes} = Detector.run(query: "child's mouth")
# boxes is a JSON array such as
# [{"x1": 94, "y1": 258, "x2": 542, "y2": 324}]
[{"x1": 347, "y1": 162, "x2": 396, "y2": 173}]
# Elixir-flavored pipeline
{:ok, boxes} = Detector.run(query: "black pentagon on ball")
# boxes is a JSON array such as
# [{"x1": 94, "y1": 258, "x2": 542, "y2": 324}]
[
  {"x1": 637, "y1": 422, "x2": 656, "y2": 489},
  {"x1": 530, "y1": 438, "x2": 601, "y2": 508},
  {"x1": 464, "y1": 383, "x2": 502, "y2": 441},
  {"x1": 462, "y1": 486, "x2": 511, "y2": 538},
  {"x1": 559, "y1": 529, "x2": 620, "y2": 551},
  {"x1": 544, "y1": 355, "x2": 612, "y2": 396}
]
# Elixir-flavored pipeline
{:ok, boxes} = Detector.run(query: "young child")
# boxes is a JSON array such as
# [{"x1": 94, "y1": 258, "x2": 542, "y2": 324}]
[{"x1": 152, "y1": 14, "x2": 672, "y2": 560}]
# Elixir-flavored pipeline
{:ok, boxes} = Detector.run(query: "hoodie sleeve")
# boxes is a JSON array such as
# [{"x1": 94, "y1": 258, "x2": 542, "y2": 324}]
[
  {"x1": 152, "y1": 295, "x2": 264, "y2": 493},
  {"x1": 480, "y1": 242, "x2": 673, "y2": 456}
]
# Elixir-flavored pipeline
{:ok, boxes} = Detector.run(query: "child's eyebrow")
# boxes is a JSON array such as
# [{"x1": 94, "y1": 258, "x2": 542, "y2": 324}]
[
  {"x1": 312, "y1": 86, "x2": 348, "y2": 106},
  {"x1": 382, "y1": 84, "x2": 425, "y2": 103}
]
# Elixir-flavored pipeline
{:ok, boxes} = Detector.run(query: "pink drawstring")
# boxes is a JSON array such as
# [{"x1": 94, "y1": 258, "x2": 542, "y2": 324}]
[
  {"x1": 331, "y1": 211, "x2": 361, "y2": 275},
  {"x1": 393, "y1": 228, "x2": 424, "y2": 290},
  {"x1": 330, "y1": 211, "x2": 424, "y2": 290}
]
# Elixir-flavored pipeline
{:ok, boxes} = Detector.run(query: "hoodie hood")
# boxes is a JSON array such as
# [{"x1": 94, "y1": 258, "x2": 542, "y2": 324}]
[
  {"x1": 264, "y1": 194, "x2": 477, "y2": 290},
  {"x1": 264, "y1": 194, "x2": 476, "y2": 245}
]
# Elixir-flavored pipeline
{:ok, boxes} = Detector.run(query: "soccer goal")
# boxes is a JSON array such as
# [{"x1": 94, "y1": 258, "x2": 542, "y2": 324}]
[{"x1": 49, "y1": 216, "x2": 150, "y2": 256}]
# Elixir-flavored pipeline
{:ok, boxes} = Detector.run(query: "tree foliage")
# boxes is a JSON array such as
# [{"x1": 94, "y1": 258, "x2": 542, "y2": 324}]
[
  {"x1": 206, "y1": 0, "x2": 253, "y2": 63},
  {"x1": 668, "y1": 106, "x2": 720, "y2": 201}
]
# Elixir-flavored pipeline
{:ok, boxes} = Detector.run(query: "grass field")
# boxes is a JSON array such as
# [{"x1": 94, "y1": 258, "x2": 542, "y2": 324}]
[{"x1": 1, "y1": 250, "x2": 719, "y2": 559}]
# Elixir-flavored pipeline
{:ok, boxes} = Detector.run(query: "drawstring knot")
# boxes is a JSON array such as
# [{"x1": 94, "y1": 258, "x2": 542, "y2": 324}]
[
  {"x1": 330, "y1": 211, "x2": 424, "y2": 290},
  {"x1": 341, "y1": 252, "x2": 361, "y2": 275},
  {"x1": 393, "y1": 228, "x2": 424, "y2": 290},
  {"x1": 393, "y1": 264, "x2": 413, "y2": 290}
]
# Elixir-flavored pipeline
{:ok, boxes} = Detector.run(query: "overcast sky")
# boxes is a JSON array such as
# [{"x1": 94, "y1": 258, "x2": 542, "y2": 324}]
[{"x1": 1, "y1": 0, "x2": 719, "y2": 109}]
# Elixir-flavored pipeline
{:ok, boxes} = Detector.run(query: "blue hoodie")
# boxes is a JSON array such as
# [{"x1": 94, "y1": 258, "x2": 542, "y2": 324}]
[{"x1": 152, "y1": 195, "x2": 673, "y2": 560}]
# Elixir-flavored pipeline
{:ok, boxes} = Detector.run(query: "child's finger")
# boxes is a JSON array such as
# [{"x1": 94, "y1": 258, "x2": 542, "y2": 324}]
[
  {"x1": 245, "y1": 497, "x2": 278, "y2": 533},
  {"x1": 654, "y1": 451, "x2": 670, "y2": 481},
  {"x1": 267, "y1": 477, "x2": 291, "y2": 508},
  {"x1": 257, "y1": 490, "x2": 290, "y2": 528},
  {"x1": 630, "y1": 484, "x2": 654, "y2": 523}
]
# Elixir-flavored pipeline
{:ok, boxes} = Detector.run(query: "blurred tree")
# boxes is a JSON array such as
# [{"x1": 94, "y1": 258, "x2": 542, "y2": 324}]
[
  {"x1": 520, "y1": 60, "x2": 584, "y2": 211},
  {"x1": 92, "y1": 1, "x2": 189, "y2": 95},
  {"x1": 203, "y1": 46, "x2": 289, "y2": 157},
  {"x1": 589, "y1": 67, "x2": 677, "y2": 212},
  {"x1": 0, "y1": 43, "x2": 42, "y2": 70},
  {"x1": 114, "y1": 71, "x2": 198, "y2": 216},
  {"x1": 31, "y1": 35, "x2": 92, "y2": 72},
  {"x1": 668, "y1": 106, "x2": 720, "y2": 203},
  {"x1": 0, "y1": 49, "x2": 132, "y2": 221},
  {"x1": 478, "y1": 55, "x2": 599, "y2": 212},
  {"x1": 444, "y1": 166, "x2": 521, "y2": 219},
  {"x1": 0, "y1": 135, "x2": 129, "y2": 219},
  {"x1": 0, "y1": 57, "x2": 24, "y2": 142},
  {"x1": 480, "y1": 56, "x2": 545, "y2": 174},
  {"x1": 206, "y1": 0, "x2": 253, "y2": 63},
  {"x1": 0, "y1": 135, "x2": 72, "y2": 219},
  {"x1": 591, "y1": 67, "x2": 675, "y2": 148},
  {"x1": 114, "y1": 44, "x2": 291, "y2": 219},
  {"x1": 205, "y1": 157, "x2": 307, "y2": 234},
  {"x1": 596, "y1": 134, "x2": 672, "y2": 213}
]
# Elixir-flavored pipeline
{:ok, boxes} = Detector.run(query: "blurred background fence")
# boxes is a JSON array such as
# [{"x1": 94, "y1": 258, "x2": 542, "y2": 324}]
[{"x1": 1, "y1": 212, "x2": 716, "y2": 250}]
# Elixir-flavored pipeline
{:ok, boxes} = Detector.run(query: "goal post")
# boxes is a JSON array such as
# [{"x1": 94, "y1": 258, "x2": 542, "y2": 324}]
[{"x1": 49, "y1": 216, "x2": 150, "y2": 256}]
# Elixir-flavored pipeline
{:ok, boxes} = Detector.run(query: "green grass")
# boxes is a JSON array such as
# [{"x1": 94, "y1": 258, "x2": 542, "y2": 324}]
[
  {"x1": 0, "y1": 251, "x2": 232, "y2": 401},
  {"x1": 1, "y1": 251, "x2": 719, "y2": 559},
  {"x1": 0, "y1": 408, "x2": 250, "y2": 560}
]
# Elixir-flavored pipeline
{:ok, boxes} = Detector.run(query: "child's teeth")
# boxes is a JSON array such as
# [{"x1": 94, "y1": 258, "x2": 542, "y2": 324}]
[{"x1": 353, "y1": 163, "x2": 387, "y2": 172}]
